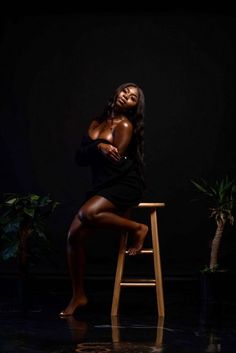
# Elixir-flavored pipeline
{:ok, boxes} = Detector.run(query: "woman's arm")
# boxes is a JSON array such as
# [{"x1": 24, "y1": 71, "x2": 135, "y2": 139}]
[
  {"x1": 97, "y1": 120, "x2": 133, "y2": 162},
  {"x1": 113, "y1": 120, "x2": 133, "y2": 155},
  {"x1": 75, "y1": 136, "x2": 103, "y2": 166}
]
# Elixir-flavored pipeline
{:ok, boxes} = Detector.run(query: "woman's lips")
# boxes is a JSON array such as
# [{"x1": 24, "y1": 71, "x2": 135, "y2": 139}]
[{"x1": 118, "y1": 98, "x2": 125, "y2": 104}]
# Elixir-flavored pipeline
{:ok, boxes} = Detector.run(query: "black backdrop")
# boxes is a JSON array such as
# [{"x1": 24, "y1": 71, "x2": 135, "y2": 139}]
[{"x1": 1, "y1": 10, "x2": 236, "y2": 278}]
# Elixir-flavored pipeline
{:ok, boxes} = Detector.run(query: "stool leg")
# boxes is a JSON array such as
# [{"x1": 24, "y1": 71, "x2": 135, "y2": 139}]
[
  {"x1": 111, "y1": 315, "x2": 120, "y2": 343},
  {"x1": 111, "y1": 232, "x2": 128, "y2": 316},
  {"x1": 151, "y1": 209, "x2": 165, "y2": 317},
  {"x1": 156, "y1": 316, "x2": 165, "y2": 346}
]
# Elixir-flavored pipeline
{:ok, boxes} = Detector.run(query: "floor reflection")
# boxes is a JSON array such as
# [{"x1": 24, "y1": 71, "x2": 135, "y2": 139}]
[
  {"x1": 198, "y1": 301, "x2": 224, "y2": 353},
  {"x1": 75, "y1": 342, "x2": 163, "y2": 352},
  {"x1": 63, "y1": 314, "x2": 165, "y2": 352},
  {"x1": 205, "y1": 331, "x2": 221, "y2": 353},
  {"x1": 0, "y1": 278, "x2": 236, "y2": 353},
  {"x1": 63, "y1": 316, "x2": 88, "y2": 343},
  {"x1": 111, "y1": 314, "x2": 164, "y2": 347}
]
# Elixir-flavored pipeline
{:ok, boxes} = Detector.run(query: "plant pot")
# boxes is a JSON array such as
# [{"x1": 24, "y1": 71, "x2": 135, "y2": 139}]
[
  {"x1": 16, "y1": 274, "x2": 31, "y2": 311},
  {"x1": 199, "y1": 270, "x2": 228, "y2": 305},
  {"x1": 199, "y1": 271, "x2": 227, "y2": 329}
]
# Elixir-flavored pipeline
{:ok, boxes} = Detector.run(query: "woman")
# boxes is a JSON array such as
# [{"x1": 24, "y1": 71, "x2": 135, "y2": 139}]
[{"x1": 59, "y1": 82, "x2": 148, "y2": 317}]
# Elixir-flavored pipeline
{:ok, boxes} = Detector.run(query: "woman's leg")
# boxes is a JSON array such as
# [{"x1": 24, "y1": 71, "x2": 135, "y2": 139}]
[
  {"x1": 60, "y1": 195, "x2": 148, "y2": 317},
  {"x1": 78, "y1": 196, "x2": 148, "y2": 255},
  {"x1": 59, "y1": 215, "x2": 90, "y2": 317}
]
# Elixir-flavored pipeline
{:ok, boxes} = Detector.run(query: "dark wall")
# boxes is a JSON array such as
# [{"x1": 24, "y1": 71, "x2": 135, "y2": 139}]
[{"x1": 1, "y1": 11, "x2": 236, "y2": 277}]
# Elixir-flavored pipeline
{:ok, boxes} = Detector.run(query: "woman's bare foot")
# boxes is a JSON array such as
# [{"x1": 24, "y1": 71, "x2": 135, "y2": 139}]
[
  {"x1": 59, "y1": 296, "x2": 88, "y2": 317},
  {"x1": 127, "y1": 224, "x2": 148, "y2": 256}
]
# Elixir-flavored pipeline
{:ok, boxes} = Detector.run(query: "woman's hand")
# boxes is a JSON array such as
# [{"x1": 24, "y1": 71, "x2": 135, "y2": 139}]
[{"x1": 97, "y1": 143, "x2": 121, "y2": 162}]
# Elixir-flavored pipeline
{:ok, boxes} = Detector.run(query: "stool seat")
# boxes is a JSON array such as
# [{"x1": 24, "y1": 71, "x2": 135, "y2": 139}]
[
  {"x1": 135, "y1": 202, "x2": 165, "y2": 208},
  {"x1": 111, "y1": 202, "x2": 165, "y2": 317}
]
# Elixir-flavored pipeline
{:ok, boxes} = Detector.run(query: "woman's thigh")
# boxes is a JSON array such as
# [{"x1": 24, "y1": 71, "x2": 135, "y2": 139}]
[{"x1": 77, "y1": 195, "x2": 126, "y2": 222}]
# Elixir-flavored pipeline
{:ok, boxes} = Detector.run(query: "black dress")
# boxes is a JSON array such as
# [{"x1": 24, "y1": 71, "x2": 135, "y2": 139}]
[{"x1": 75, "y1": 133, "x2": 145, "y2": 211}]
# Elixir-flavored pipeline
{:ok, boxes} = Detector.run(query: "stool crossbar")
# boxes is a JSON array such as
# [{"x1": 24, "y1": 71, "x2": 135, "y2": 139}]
[{"x1": 111, "y1": 202, "x2": 165, "y2": 317}]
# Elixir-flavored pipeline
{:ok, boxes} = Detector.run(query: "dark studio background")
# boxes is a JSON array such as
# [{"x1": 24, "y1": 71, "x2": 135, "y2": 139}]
[{"x1": 1, "y1": 7, "x2": 236, "y2": 281}]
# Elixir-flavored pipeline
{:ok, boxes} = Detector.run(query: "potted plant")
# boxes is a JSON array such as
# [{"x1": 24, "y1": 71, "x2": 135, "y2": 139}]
[
  {"x1": 0, "y1": 192, "x2": 60, "y2": 309},
  {"x1": 191, "y1": 175, "x2": 236, "y2": 303}
]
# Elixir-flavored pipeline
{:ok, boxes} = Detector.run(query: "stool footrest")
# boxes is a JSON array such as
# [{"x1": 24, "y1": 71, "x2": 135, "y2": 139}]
[
  {"x1": 121, "y1": 282, "x2": 156, "y2": 287},
  {"x1": 125, "y1": 248, "x2": 154, "y2": 254},
  {"x1": 121, "y1": 278, "x2": 156, "y2": 287}
]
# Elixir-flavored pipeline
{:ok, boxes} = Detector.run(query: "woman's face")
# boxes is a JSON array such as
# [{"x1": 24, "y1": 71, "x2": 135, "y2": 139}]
[{"x1": 115, "y1": 86, "x2": 139, "y2": 111}]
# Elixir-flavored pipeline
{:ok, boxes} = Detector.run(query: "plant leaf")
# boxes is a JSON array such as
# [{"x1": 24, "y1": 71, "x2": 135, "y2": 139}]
[
  {"x1": 30, "y1": 194, "x2": 40, "y2": 202},
  {"x1": 23, "y1": 207, "x2": 35, "y2": 217},
  {"x1": 3, "y1": 221, "x2": 21, "y2": 233},
  {"x1": 1, "y1": 241, "x2": 20, "y2": 261},
  {"x1": 5, "y1": 197, "x2": 17, "y2": 205}
]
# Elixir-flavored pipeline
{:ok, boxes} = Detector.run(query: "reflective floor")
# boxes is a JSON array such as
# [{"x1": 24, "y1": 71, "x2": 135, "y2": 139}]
[{"x1": 0, "y1": 277, "x2": 236, "y2": 352}]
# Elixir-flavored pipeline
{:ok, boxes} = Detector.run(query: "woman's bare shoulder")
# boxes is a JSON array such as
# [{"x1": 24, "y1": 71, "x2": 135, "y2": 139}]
[
  {"x1": 88, "y1": 118, "x2": 100, "y2": 129},
  {"x1": 116, "y1": 116, "x2": 133, "y2": 131}
]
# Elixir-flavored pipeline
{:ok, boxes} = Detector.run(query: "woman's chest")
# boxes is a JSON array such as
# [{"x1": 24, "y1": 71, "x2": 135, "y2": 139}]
[{"x1": 89, "y1": 120, "x2": 115, "y2": 142}]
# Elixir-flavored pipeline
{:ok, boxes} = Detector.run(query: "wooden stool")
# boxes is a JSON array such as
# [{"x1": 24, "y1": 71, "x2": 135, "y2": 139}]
[{"x1": 111, "y1": 202, "x2": 165, "y2": 317}]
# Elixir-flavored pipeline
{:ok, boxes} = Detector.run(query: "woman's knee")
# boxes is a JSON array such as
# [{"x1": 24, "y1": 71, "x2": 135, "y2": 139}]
[
  {"x1": 67, "y1": 228, "x2": 86, "y2": 246},
  {"x1": 77, "y1": 196, "x2": 116, "y2": 224},
  {"x1": 77, "y1": 206, "x2": 97, "y2": 224},
  {"x1": 67, "y1": 217, "x2": 86, "y2": 245}
]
